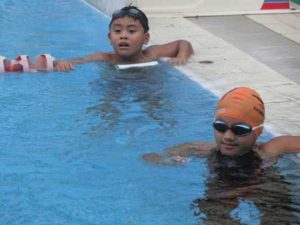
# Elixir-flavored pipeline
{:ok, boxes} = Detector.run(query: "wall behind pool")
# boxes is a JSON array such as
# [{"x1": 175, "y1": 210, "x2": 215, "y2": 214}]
[
  {"x1": 84, "y1": 0, "x2": 126, "y2": 16},
  {"x1": 292, "y1": 0, "x2": 300, "y2": 6},
  {"x1": 84, "y1": 0, "x2": 292, "y2": 16}
]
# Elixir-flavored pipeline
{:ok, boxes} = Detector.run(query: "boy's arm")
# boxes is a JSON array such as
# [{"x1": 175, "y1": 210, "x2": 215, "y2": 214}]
[
  {"x1": 260, "y1": 136, "x2": 300, "y2": 156},
  {"x1": 54, "y1": 52, "x2": 111, "y2": 72},
  {"x1": 142, "y1": 142, "x2": 215, "y2": 166},
  {"x1": 145, "y1": 40, "x2": 194, "y2": 66},
  {"x1": 166, "y1": 142, "x2": 216, "y2": 157}
]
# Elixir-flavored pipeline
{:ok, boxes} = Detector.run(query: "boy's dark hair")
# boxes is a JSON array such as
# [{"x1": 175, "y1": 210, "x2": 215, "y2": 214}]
[{"x1": 109, "y1": 6, "x2": 149, "y2": 33}]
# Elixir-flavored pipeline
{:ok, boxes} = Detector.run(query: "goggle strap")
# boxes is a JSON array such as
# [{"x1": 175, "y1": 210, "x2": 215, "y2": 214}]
[{"x1": 252, "y1": 124, "x2": 264, "y2": 130}]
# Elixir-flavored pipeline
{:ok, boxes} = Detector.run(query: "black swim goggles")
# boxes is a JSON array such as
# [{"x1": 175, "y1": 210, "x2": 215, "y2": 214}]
[
  {"x1": 213, "y1": 120, "x2": 263, "y2": 137},
  {"x1": 111, "y1": 7, "x2": 149, "y2": 32}
]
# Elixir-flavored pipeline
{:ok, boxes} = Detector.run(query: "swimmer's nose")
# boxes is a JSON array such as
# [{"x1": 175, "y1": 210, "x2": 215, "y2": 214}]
[
  {"x1": 223, "y1": 129, "x2": 236, "y2": 141},
  {"x1": 120, "y1": 30, "x2": 128, "y2": 39}
]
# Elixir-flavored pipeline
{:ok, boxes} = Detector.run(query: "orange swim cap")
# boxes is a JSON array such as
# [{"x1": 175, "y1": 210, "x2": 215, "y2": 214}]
[{"x1": 215, "y1": 87, "x2": 265, "y2": 136}]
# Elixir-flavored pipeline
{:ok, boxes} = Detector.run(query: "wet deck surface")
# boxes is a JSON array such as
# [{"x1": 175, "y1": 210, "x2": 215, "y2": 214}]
[
  {"x1": 189, "y1": 14, "x2": 300, "y2": 84},
  {"x1": 148, "y1": 11, "x2": 300, "y2": 135}
]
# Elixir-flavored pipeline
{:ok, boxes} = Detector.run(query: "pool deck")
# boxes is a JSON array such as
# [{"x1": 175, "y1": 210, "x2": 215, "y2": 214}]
[{"x1": 148, "y1": 9, "x2": 300, "y2": 136}]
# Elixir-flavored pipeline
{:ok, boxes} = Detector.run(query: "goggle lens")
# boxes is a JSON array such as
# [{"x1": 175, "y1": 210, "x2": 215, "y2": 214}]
[{"x1": 213, "y1": 120, "x2": 256, "y2": 136}]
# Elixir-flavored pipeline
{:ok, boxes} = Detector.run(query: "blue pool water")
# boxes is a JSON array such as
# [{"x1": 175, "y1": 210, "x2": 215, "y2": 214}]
[{"x1": 1, "y1": 0, "x2": 300, "y2": 224}]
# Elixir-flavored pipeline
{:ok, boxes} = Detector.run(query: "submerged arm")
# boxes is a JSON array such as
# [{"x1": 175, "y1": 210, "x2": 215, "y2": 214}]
[
  {"x1": 166, "y1": 142, "x2": 216, "y2": 157},
  {"x1": 142, "y1": 142, "x2": 215, "y2": 166}
]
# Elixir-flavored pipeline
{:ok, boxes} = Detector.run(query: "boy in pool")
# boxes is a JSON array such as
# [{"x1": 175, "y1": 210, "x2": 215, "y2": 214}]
[
  {"x1": 142, "y1": 86, "x2": 300, "y2": 164},
  {"x1": 54, "y1": 6, "x2": 194, "y2": 71}
]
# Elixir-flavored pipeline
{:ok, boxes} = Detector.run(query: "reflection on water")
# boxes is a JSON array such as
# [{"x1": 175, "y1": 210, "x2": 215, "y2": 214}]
[
  {"x1": 191, "y1": 150, "x2": 300, "y2": 224},
  {"x1": 85, "y1": 63, "x2": 177, "y2": 137}
]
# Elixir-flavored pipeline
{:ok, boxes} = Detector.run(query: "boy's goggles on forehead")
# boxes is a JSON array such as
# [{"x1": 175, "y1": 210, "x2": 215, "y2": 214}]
[
  {"x1": 111, "y1": 8, "x2": 148, "y2": 32},
  {"x1": 213, "y1": 120, "x2": 263, "y2": 136},
  {"x1": 112, "y1": 8, "x2": 141, "y2": 19}
]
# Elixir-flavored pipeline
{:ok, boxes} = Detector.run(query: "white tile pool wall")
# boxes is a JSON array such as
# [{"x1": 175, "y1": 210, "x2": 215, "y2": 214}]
[{"x1": 84, "y1": 0, "x2": 127, "y2": 16}]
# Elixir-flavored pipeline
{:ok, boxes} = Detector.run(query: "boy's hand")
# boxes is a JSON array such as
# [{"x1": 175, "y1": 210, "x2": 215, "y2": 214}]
[
  {"x1": 54, "y1": 60, "x2": 74, "y2": 72},
  {"x1": 142, "y1": 153, "x2": 189, "y2": 166},
  {"x1": 142, "y1": 153, "x2": 163, "y2": 164},
  {"x1": 167, "y1": 56, "x2": 188, "y2": 66}
]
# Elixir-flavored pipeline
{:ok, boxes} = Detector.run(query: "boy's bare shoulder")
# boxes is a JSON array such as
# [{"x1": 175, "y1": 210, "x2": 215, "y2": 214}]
[
  {"x1": 87, "y1": 52, "x2": 115, "y2": 62},
  {"x1": 142, "y1": 45, "x2": 161, "y2": 60},
  {"x1": 142, "y1": 41, "x2": 179, "y2": 58},
  {"x1": 166, "y1": 142, "x2": 216, "y2": 157}
]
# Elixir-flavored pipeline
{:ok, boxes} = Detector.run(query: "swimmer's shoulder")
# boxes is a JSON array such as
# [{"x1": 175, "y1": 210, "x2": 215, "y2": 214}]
[
  {"x1": 255, "y1": 136, "x2": 300, "y2": 159},
  {"x1": 142, "y1": 45, "x2": 166, "y2": 61},
  {"x1": 261, "y1": 136, "x2": 300, "y2": 156},
  {"x1": 253, "y1": 143, "x2": 280, "y2": 164},
  {"x1": 102, "y1": 51, "x2": 153, "y2": 64}
]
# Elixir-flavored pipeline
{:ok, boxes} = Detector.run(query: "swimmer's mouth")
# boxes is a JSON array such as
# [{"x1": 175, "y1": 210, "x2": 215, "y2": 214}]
[
  {"x1": 221, "y1": 142, "x2": 237, "y2": 149},
  {"x1": 119, "y1": 42, "x2": 129, "y2": 48}
]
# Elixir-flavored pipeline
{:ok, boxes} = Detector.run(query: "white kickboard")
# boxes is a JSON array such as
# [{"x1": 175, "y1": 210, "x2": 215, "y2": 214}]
[{"x1": 115, "y1": 61, "x2": 158, "y2": 70}]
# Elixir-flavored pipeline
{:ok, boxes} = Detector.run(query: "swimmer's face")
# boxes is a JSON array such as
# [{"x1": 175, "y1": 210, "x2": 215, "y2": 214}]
[
  {"x1": 214, "y1": 117, "x2": 258, "y2": 157},
  {"x1": 108, "y1": 16, "x2": 149, "y2": 60}
]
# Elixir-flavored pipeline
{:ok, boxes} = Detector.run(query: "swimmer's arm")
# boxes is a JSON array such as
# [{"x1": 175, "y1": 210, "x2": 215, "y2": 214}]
[
  {"x1": 260, "y1": 136, "x2": 300, "y2": 156},
  {"x1": 142, "y1": 152, "x2": 190, "y2": 166},
  {"x1": 54, "y1": 52, "x2": 112, "y2": 72},
  {"x1": 166, "y1": 142, "x2": 216, "y2": 157},
  {"x1": 142, "y1": 142, "x2": 215, "y2": 166},
  {"x1": 144, "y1": 40, "x2": 194, "y2": 66}
]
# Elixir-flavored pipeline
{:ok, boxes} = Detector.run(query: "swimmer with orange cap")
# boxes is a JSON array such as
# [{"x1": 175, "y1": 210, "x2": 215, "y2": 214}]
[
  {"x1": 142, "y1": 87, "x2": 300, "y2": 224},
  {"x1": 142, "y1": 87, "x2": 300, "y2": 165}
]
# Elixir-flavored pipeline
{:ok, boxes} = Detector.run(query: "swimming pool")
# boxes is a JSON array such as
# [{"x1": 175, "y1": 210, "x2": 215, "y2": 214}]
[{"x1": 1, "y1": 0, "x2": 300, "y2": 224}]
